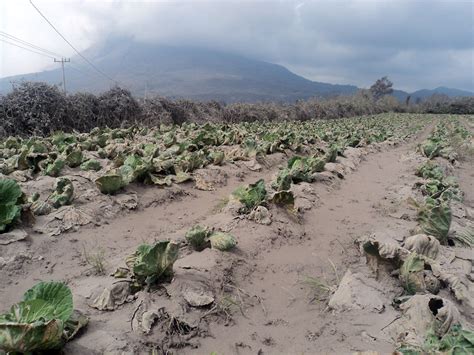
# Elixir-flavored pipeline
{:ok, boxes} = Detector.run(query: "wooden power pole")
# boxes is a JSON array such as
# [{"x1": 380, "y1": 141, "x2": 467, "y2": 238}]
[{"x1": 54, "y1": 57, "x2": 70, "y2": 93}]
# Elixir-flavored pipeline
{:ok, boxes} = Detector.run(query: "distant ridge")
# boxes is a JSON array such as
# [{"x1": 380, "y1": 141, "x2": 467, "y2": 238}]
[{"x1": 0, "y1": 38, "x2": 472, "y2": 102}]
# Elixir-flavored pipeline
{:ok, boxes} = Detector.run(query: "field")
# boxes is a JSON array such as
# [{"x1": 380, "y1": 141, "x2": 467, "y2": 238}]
[{"x1": 0, "y1": 113, "x2": 473, "y2": 354}]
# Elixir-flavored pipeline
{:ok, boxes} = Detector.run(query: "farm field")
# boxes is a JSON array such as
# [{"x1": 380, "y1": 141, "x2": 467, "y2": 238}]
[{"x1": 0, "y1": 113, "x2": 473, "y2": 354}]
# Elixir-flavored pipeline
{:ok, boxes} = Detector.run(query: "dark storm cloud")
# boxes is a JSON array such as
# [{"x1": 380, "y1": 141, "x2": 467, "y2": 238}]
[{"x1": 2, "y1": 0, "x2": 473, "y2": 91}]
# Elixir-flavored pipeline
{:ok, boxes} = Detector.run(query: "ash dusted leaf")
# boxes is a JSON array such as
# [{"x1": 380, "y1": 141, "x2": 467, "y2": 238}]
[
  {"x1": 95, "y1": 172, "x2": 124, "y2": 194},
  {"x1": 209, "y1": 232, "x2": 237, "y2": 251}
]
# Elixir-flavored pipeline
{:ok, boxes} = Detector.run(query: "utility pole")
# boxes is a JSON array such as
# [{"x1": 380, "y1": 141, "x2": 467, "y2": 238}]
[{"x1": 54, "y1": 57, "x2": 70, "y2": 93}]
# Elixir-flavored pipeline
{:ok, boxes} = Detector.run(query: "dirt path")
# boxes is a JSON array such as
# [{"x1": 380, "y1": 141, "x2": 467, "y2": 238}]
[
  {"x1": 0, "y1": 124, "x2": 440, "y2": 354},
  {"x1": 190, "y1": 136, "x2": 429, "y2": 354}
]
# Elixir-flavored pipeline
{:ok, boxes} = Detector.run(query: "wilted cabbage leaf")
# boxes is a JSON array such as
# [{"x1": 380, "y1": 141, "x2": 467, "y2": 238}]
[
  {"x1": 0, "y1": 178, "x2": 23, "y2": 233},
  {"x1": 49, "y1": 178, "x2": 74, "y2": 208},
  {"x1": 271, "y1": 190, "x2": 295, "y2": 210}
]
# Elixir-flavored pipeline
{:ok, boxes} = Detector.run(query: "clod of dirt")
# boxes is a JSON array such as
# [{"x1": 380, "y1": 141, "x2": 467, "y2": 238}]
[
  {"x1": 0, "y1": 229, "x2": 28, "y2": 245},
  {"x1": 403, "y1": 234, "x2": 440, "y2": 259},
  {"x1": 131, "y1": 293, "x2": 203, "y2": 348},
  {"x1": 324, "y1": 162, "x2": 345, "y2": 179},
  {"x1": 244, "y1": 159, "x2": 262, "y2": 172},
  {"x1": 291, "y1": 182, "x2": 319, "y2": 211},
  {"x1": 116, "y1": 193, "x2": 138, "y2": 210},
  {"x1": 223, "y1": 197, "x2": 246, "y2": 216},
  {"x1": 385, "y1": 294, "x2": 461, "y2": 348},
  {"x1": 328, "y1": 269, "x2": 386, "y2": 313},
  {"x1": 90, "y1": 281, "x2": 131, "y2": 311},
  {"x1": 194, "y1": 168, "x2": 228, "y2": 191},
  {"x1": 183, "y1": 290, "x2": 215, "y2": 307},
  {"x1": 311, "y1": 171, "x2": 335, "y2": 184},
  {"x1": 248, "y1": 206, "x2": 272, "y2": 225},
  {"x1": 174, "y1": 248, "x2": 219, "y2": 272},
  {"x1": 165, "y1": 271, "x2": 215, "y2": 308}
]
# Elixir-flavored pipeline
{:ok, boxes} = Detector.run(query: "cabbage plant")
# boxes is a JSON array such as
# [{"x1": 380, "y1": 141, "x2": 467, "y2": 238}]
[
  {"x1": 185, "y1": 225, "x2": 212, "y2": 251},
  {"x1": 0, "y1": 178, "x2": 24, "y2": 233},
  {"x1": 126, "y1": 241, "x2": 179, "y2": 286},
  {"x1": 232, "y1": 179, "x2": 267, "y2": 213},
  {"x1": 0, "y1": 281, "x2": 87, "y2": 353}
]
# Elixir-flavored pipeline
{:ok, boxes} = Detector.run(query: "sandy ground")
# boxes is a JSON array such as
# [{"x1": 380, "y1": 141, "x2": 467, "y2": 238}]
[{"x1": 0, "y1": 120, "x2": 472, "y2": 355}]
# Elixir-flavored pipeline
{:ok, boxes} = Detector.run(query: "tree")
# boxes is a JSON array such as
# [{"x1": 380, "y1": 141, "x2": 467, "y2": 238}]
[{"x1": 370, "y1": 76, "x2": 393, "y2": 100}]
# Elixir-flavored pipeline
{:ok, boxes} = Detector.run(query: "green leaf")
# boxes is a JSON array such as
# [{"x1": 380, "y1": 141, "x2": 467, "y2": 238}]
[
  {"x1": 129, "y1": 241, "x2": 179, "y2": 285},
  {"x1": 399, "y1": 253, "x2": 425, "y2": 295},
  {"x1": 0, "y1": 281, "x2": 75, "y2": 352},
  {"x1": 272, "y1": 168, "x2": 292, "y2": 191},
  {"x1": 0, "y1": 319, "x2": 63, "y2": 352},
  {"x1": 0, "y1": 178, "x2": 23, "y2": 233},
  {"x1": 232, "y1": 179, "x2": 267, "y2": 212},
  {"x1": 64, "y1": 149, "x2": 83, "y2": 168},
  {"x1": 44, "y1": 158, "x2": 65, "y2": 177},
  {"x1": 418, "y1": 201, "x2": 452, "y2": 244},
  {"x1": 80, "y1": 159, "x2": 102, "y2": 171},
  {"x1": 22, "y1": 281, "x2": 73, "y2": 322},
  {"x1": 95, "y1": 173, "x2": 124, "y2": 194}
]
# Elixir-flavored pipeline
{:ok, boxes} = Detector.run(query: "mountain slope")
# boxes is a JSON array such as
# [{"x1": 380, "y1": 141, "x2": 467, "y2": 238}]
[
  {"x1": 1, "y1": 38, "x2": 471, "y2": 102},
  {"x1": 0, "y1": 38, "x2": 357, "y2": 102},
  {"x1": 410, "y1": 87, "x2": 474, "y2": 99}
]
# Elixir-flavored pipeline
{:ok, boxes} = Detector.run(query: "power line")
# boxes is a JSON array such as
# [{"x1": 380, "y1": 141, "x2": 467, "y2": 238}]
[
  {"x1": 1, "y1": 32, "x2": 99, "y2": 77},
  {"x1": 29, "y1": 0, "x2": 117, "y2": 84},
  {"x1": 0, "y1": 31, "x2": 64, "y2": 58},
  {"x1": 0, "y1": 38, "x2": 55, "y2": 59},
  {"x1": 68, "y1": 63, "x2": 96, "y2": 78}
]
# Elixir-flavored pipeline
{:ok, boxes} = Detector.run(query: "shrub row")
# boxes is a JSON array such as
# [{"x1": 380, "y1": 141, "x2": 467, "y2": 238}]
[{"x1": 0, "y1": 81, "x2": 472, "y2": 137}]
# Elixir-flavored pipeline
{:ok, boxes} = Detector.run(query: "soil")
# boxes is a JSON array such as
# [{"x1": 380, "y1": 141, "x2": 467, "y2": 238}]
[{"x1": 0, "y1": 120, "x2": 472, "y2": 354}]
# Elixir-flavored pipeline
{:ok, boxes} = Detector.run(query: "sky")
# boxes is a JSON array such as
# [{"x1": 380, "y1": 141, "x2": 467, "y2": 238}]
[{"x1": 0, "y1": 0, "x2": 473, "y2": 92}]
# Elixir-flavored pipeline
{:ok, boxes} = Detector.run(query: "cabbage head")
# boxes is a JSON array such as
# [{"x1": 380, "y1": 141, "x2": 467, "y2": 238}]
[
  {"x1": 0, "y1": 281, "x2": 87, "y2": 353},
  {"x1": 185, "y1": 225, "x2": 212, "y2": 251},
  {"x1": 209, "y1": 232, "x2": 237, "y2": 251},
  {"x1": 126, "y1": 241, "x2": 179, "y2": 286},
  {"x1": 232, "y1": 179, "x2": 267, "y2": 212}
]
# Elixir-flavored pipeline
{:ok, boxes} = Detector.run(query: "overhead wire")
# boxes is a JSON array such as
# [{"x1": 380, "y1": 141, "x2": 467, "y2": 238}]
[
  {"x1": 29, "y1": 0, "x2": 118, "y2": 84},
  {"x1": 1, "y1": 30, "x2": 99, "y2": 79},
  {"x1": 0, "y1": 30, "x2": 64, "y2": 58},
  {"x1": 0, "y1": 37, "x2": 55, "y2": 59}
]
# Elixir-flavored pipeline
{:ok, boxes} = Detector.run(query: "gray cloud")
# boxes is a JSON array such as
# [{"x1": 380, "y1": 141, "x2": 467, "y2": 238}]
[{"x1": 1, "y1": 0, "x2": 473, "y2": 91}]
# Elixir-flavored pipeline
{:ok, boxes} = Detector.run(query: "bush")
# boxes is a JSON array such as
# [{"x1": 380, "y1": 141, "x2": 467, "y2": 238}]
[
  {"x1": 97, "y1": 86, "x2": 141, "y2": 128},
  {"x1": 0, "y1": 82, "x2": 67, "y2": 136}
]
